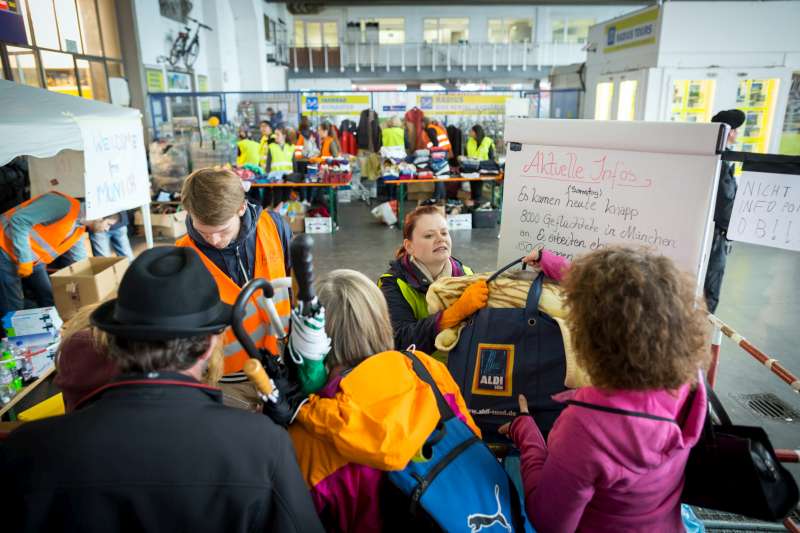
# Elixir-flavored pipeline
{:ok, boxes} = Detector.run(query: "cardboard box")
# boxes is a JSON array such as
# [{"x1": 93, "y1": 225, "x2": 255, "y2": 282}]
[
  {"x1": 283, "y1": 214, "x2": 305, "y2": 234},
  {"x1": 447, "y1": 214, "x2": 473, "y2": 231},
  {"x1": 50, "y1": 257, "x2": 129, "y2": 320},
  {"x1": 305, "y1": 217, "x2": 333, "y2": 234},
  {"x1": 134, "y1": 208, "x2": 188, "y2": 239},
  {"x1": 406, "y1": 181, "x2": 436, "y2": 201},
  {"x1": 472, "y1": 209, "x2": 499, "y2": 228},
  {"x1": 416, "y1": 201, "x2": 446, "y2": 217},
  {"x1": 337, "y1": 186, "x2": 352, "y2": 203}
]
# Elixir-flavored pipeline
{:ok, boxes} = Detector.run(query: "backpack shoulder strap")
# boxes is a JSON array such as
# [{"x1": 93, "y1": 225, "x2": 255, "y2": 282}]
[
  {"x1": 403, "y1": 351, "x2": 455, "y2": 421},
  {"x1": 565, "y1": 399, "x2": 679, "y2": 425}
]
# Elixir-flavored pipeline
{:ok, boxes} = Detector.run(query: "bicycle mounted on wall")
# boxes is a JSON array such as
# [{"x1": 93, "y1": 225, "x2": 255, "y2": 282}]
[{"x1": 167, "y1": 16, "x2": 213, "y2": 69}]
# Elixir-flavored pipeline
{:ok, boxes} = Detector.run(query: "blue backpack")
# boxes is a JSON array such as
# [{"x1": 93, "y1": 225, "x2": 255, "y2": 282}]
[{"x1": 384, "y1": 352, "x2": 535, "y2": 532}]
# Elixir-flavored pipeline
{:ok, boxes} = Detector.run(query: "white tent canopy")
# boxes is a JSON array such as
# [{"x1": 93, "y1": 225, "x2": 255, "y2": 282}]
[{"x1": 0, "y1": 79, "x2": 153, "y2": 248}]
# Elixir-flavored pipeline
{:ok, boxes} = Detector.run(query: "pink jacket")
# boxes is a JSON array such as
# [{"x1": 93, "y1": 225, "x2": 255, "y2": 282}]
[{"x1": 510, "y1": 250, "x2": 707, "y2": 532}]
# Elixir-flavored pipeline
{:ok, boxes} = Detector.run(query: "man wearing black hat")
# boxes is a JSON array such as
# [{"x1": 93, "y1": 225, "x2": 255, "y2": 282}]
[
  {"x1": 706, "y1": 109, "x2": 746, "y2": 313},
  {"x1": 0, "y1": 246, "x2": 323, "y2": 533}
]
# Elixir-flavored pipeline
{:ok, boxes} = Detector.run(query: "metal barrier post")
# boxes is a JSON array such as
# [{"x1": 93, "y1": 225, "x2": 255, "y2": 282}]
[{"x1": 708, "y1": 325, "x2": 722, "y2": 388}]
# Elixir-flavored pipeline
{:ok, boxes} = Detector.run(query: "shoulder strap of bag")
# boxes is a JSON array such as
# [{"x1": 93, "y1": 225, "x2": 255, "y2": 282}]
[
  {"x1": 565, "y1": 399, "x2": 680, "y2": 425},
  {"x1": 403, "y1": 351, "x2": 455, "y2": 420},
  {"x1": 702, "y1": 372, "x2": 733, "y2": 426}
]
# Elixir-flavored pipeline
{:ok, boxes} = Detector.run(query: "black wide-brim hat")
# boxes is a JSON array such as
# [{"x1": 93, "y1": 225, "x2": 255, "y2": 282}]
[{"x1": 91, "y1": 246, "x2": 232, "y2": 341}]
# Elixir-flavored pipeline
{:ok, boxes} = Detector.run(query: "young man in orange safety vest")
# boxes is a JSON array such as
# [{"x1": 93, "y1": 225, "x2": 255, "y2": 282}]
[
  {"x1": 0, "y1": 191, "x2": 87, "y2": 314},
  {"x1": 177, "y1": 168, "x2": 292, "y2": 409}
]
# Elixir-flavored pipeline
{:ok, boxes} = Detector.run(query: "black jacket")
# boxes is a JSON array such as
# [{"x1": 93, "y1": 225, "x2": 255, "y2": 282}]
[
  {"x1": 356, "y1": 109, "x2": 381, "y2": 152},
  {"x1": 714, "y1": 161, "x2": 738, "y2": 232},
  {"x1": 0, "y1": 373, "x2": 324, "y2": 533},
  {"x1": 187, "y1": 202, "x2": 292, "y2": 287},
  {"x1": 380, "y1": 256, "x2": 470, "y2": 355}
]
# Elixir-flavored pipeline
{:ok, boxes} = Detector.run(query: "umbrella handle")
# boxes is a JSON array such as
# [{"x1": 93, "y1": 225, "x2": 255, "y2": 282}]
[
  {"x1": 290, "y1": 234, "x2": 318, "y2": 316},
  {"x1": 243, "y1": 358, "x2": 273, "y2": 396},
  {"x1": 233, "y1": 278, "x2": 275, "y2": 360}
]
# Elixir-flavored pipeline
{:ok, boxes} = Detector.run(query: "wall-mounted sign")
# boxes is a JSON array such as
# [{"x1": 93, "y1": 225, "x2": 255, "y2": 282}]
[
  {"x1": 417, "y1": 94, "x2": 512, "y2": 115},
  {"x1": 145, "y1": 68, "x2": 165, "y2": 92},
  {"x1": 166, "y1": 70, "x2": 192, "y2": 92},
  {"x1": 604, "y1": 6, "x2": 659, "y2": 53},
  {"x1": 301, "y1": 94, "x2": 369, "y2": 116}
]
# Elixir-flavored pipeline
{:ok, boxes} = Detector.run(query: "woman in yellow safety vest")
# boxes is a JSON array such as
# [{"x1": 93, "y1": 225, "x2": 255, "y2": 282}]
[
  {"x1": 381, "y1": 116, "x2": 405, "y2": 149},
  {"x1": 465, "y1": 124, "x2": 496, "y2": 204},
  {"x1": 378, "y1": 205, "x2": 485, "y2": 363},
  {"x1": 265, "y1": 127, "x2": 295, "y2": 176},
  {"x1": 237, "y1": 129, "x2": 261, "y2": 167}
]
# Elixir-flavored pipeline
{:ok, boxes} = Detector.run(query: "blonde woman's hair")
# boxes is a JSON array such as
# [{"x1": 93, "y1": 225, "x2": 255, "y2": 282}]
[
  {"x1": 315, "y1": 269, "x2": 394, "y2": 369},
  {"x1": 386, "y1": 116, "x2": 402, "y2": 128},
  {"x1": 181, "y1": 167, "x2": 245, "y2": 226}
]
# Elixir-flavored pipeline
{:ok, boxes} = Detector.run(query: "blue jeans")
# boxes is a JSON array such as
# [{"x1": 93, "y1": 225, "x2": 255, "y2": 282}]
[
  {"x1": 90, "y1": 226, "x2": 134, "y2": 260},
  {"x1": 0, "y1": 242, "x2": 87, "y2": 315}
]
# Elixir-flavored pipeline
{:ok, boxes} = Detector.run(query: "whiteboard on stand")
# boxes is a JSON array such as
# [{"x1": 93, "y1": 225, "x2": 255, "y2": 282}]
[{"x1": 498, "y1": 119, "x2": 727, "y2": 289}]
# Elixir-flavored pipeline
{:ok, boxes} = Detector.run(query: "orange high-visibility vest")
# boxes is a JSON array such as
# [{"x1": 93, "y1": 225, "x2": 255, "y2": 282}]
[
  {"x1": 0, "y1": 192, "x2": 85, "y2": 265},
  {"x1": 321, "y1": 136, "x2": 335, "y2": 157},
  {"x1": 294, "y1": 134, "x2": 305, "y2": 160},
  {"x1": 427, "y1": 123, "x2": 451, "y2": 152},
  {"x1": 176, "y1": 211, "x2": 291, "y2": 374}
]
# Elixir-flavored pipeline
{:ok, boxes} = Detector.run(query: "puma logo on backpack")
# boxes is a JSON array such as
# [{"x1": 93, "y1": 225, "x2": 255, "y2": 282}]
[{"x1": 467, "y1": 485, "x2": 512, "y2": 533}]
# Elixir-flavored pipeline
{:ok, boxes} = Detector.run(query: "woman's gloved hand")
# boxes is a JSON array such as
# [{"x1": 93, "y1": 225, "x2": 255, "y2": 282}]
[{"x1": 440, "y1": 279, "x2": 489, "y2": 329}]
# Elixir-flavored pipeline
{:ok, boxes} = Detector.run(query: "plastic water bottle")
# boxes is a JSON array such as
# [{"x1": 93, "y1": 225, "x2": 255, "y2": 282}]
[{"x1": 0, "y1": 365, "x2": 13, "y2": 405}]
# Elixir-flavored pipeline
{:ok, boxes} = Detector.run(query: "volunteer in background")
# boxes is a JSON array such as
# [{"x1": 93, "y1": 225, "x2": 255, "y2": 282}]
[
  {"x1": 466, "y1": 124, "x2": 496, "y2": 205},
  {"x1": 1, "y1": 246, "x2": 323, "y2": 532},
  {"x1": 704, "y1": 109, "x2": 746, "y2": 313},
  {"x1": 285, "y1": 269, "x2": 480, "y2": 531},
  {"x1": 177, "y1": 168, "x2": 292, "y2": 408},
  {"x1": 0, "y1": 191, "x2": 86, "y2": 314},
  {"x1": 87, "y1": 211, "x2": 134, "y2": 261},
  {"x1": 423, "y1": 117, "x2": 452, "y2": 200},
  {"x1": 381, "y1": 116, "x2": 406, "y2": 150},
  {"x1": 236, "y1": 128, "x2": 261, "y2": 167},
  {"x1": 318, "y1": 122, "x2": 340, "y2": 157},
  {"x1": 266, "y1": 107, "x2": 283, "y2": 129},
  {"x1": 379, "y1": 205, "x2": 486, "y2": 360},
  {"x1": 265, "y1": 127, "x2": 295, "y2": 179},
  {"x1": 258, "y1": 120, "x2": 274, "y2": 169}
]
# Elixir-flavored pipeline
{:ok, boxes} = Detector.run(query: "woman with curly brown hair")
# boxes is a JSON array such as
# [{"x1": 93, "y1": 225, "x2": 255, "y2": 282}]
[{"x1": 503, "y1": 246, "x2": 710, "y2": 533}]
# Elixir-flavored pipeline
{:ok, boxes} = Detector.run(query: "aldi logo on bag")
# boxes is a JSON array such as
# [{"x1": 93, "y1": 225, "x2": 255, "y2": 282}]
[{"x1": 472, "y1": 344, "x2": 514, "y2": 397}]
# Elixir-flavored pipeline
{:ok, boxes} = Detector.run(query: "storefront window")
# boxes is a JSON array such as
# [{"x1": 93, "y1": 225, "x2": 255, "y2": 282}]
[
  {"x1": 323, "y1": 22, "x2": 338, "y2": 46},
  {"x1": 54, "y1": 0, "x2": 83, "y2": 53},
  {"x1": 97, "y1": 0, "x2": 121, "y2": 58},
  {"x1": 76, "y1": 58, "x2": 109, "y2": 101},
  {"x1": 18, "y1": 0, "x2": 33, "y2": 46},
  {"x1": 617, "y1": 80, "x2": 638, "y2": 121},
  {"x1": 294, "y1": 20, "x2": 304, "y2": 47},
  {"x1": 594, "y1": 81, "x2": 614, "y2": 120},
  {"x1": 29, "y1": 0, "x2": 59, "y2": 50},
  {"x1": 779, "y1": 73, "x2": 800, "y2": 155},
  {"x1": 107, "y1": 60, "x2": 124, "y2": 79},
  {"x1": 76, "y1": 0, "x2": 104, "y2": 56},
  {"x1": 488, "y1": 19, "x2": 532, "y2": 44},
  {"x1": 734, "y1": 78, "x2": 780, "y2": 154},
  {"x1": 423, "y1": 18, "x2": 469, "y2": 44},
  {"x1": 41, "y1": 50, "x2": 78, "y2": 96},
  {"x1": 7, "y1": 46, "x2": 41, "y2": 87},
  {"x1": 306, "y1": 22, "x2": 322, "y2": 47},
  {"x1": 670, "y1": 79, "x2": 715, "y2": 123}
]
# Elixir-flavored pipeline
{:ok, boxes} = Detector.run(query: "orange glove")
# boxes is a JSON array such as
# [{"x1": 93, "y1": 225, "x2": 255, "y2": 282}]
[
  {"x1": 17, "y1": 261, "x2": 34, "y2": 278},
  {"x1": 440, "y1": 280, "x2": 489, "y2": 329}
]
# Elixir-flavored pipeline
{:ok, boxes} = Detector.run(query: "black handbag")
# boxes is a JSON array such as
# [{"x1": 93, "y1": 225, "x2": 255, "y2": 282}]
[
  {"x1": 681, "y1": 379, "x2": 799, "y2": 521},
  {"x1": 447, "y1": 259, "x2": 567, "y2": 443}
]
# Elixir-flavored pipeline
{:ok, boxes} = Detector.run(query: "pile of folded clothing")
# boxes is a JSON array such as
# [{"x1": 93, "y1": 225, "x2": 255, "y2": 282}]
[
  {"x1": 398, "y1": 162, "x2": 417, "y2": 179},
  {"x1": 319, "y1": 157, "x2": 352, "y2": 184},
  {"x1": 382, "y1": 160, "x2": 400, "y2": 180},
  {"x1": 430, "y1": 147, "x2": 450, "y2": 177},
  {"x1": 479, "y1": 159, "x2": 501, "y2": 175},
  {"x1": 305, "y1": 164, "x2": 319, "y2": 183},
  {"x1": 417, "y1": 170, "x2": 434, "y2": 180},
  {"x1": 380, "y1": 145, "x2": 407, "y2": 163},
  {"x1": 412, "y1": 149, "x2": 430, "y2": 171},
  {"x1": 458, "y1": 156, "x2": 481, "y2": 178}
]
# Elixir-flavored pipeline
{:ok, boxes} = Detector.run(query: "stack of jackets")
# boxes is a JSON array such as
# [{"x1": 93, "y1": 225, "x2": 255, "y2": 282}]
[
  {"x1": 479, "y1": 160, "x2": 501, "y2": 175},
  {"x1": 430, "y1": 147, "x2": 450, "y2": 177}
]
